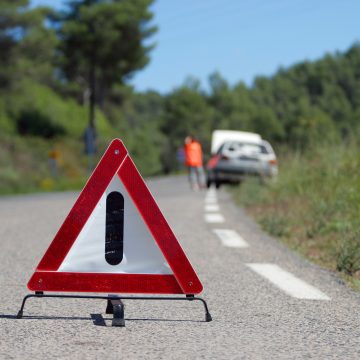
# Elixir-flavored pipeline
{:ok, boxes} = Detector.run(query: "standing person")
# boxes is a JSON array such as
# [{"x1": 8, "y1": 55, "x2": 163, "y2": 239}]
[{"x1": 184, "y1": 135, "x2": 206, "y2": 190}]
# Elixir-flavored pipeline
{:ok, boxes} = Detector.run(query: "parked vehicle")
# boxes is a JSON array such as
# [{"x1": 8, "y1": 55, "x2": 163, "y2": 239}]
[{"x1": 206, "y1": 130, "x2": 278, "y2": 188}]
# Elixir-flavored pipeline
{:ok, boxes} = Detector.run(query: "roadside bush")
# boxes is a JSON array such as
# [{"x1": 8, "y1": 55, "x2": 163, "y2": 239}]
[
  {"x1": 7, "y1": 79, "x2": 115, "y2": 139},
  {"x1": 0, "y1": 99, "x2": 15, "y2": 134},
  {"x1": 232, "y1": 141, "x2": 360, "y2": 288},
  {"x1": 337, "y1": 233, "x2": 360, "y2": 276},
  {"x1": 16, "y1": 109, "x2": 66, "y2": 138},
  {"x1": 231, "y1": 177, "x2": 271, "y2": 206},
  {"x1": 259, "y1": 216, "x2": 290, "y2": 238}
]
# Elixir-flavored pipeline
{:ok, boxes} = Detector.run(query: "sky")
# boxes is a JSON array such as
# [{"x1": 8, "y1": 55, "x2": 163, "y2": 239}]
[{"x1": 31, "y1": 0, "x2": 360, "y2": 93}]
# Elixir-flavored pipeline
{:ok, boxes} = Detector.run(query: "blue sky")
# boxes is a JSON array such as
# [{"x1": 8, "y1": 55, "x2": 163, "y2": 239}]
[{"x1": 31, "y1": 0, "x2": 359, "y2": 93}]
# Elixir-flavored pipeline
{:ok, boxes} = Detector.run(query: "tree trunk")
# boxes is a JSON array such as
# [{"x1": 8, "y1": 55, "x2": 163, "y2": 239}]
[{"x1": 89, "y1": 62, "x2": 96, "y2": 131}]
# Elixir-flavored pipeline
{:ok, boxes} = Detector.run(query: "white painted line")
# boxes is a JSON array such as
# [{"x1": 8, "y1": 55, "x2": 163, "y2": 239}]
[
  {"x1": 205, "y1": 197, "x2": 217, "y2": 204},
  {"x1": 205, "y1": 204, "x2": 220, "y2": 212},
  {"x1": 213, "y1": 229, "x2": 249, "y2": 248},
  {"x1": 207, "y1": 189, "x2": 217, "y2": 196},
  {"x1": 206, "y1": 195, "x2": 217, "y2": 200},
  {"x1": 205, "y1": 190, "x2": 217, "y2": 199},
  {"x1": 246, "y1": 263, "x2": 331, "y2": 300},
  {"x1": 204, "y1": 213, "x2": 225, "y2": 223},
  {"x1": 205, "y1": 194, "x2": 217, "y2": 201}
]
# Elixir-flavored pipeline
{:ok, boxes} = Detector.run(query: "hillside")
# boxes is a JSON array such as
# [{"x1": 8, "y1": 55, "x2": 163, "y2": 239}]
[{"x1": 1, "y1": 43, "x2": 359, "y2": 193}]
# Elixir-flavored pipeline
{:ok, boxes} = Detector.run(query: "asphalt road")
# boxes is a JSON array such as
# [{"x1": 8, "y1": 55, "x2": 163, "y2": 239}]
[{"x1": 1, "y1": 175, "x2": 360, "y2": 359}]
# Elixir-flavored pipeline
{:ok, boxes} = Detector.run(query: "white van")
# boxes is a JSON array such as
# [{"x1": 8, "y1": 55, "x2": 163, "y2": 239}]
[{"x1": 206, "y1": 130, "x2": 278, "y2": 188}]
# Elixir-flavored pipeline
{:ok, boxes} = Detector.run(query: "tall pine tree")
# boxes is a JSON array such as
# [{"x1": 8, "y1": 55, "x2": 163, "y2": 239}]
[{"x1": 58, "y1": 0, "x2": 156, "y2": 136}]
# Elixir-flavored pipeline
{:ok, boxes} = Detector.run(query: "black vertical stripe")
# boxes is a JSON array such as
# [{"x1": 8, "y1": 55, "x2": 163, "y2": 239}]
[{"x1": 105, "y1": 191, "x2": 124, "y2": 265}]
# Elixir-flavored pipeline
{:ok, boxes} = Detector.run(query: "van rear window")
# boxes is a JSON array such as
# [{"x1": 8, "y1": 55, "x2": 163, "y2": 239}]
[{"x1": 220, "y1": 142, "x2": 269, "y2": 155}]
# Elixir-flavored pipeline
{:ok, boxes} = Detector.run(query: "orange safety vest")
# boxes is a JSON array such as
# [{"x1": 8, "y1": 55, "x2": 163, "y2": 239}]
[{"x1": 184, "y1": 141, "x2": 203, "y2": 167}]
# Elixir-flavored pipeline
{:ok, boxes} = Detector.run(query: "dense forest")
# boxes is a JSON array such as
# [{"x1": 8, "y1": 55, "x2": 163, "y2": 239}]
[{"x1": 1, "y1": 0, "x2": 360, "y2": 192}]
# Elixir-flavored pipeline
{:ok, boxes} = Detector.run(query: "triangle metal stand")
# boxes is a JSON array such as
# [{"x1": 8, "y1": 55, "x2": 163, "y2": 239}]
[{"x1": 17, "y1": 292, "x2": 212, "y2": 326}]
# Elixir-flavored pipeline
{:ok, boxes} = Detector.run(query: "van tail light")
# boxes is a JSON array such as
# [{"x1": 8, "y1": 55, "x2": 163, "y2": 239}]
[
  {"x1": 220, "y1": 154, "x2": 229, "y2": 160},
  {"x1": 207, "y1": 155, "x2": 220, "y2": 169},
  {"x1": 269, "y1": 159, "x2": 277, "y2": 166}
]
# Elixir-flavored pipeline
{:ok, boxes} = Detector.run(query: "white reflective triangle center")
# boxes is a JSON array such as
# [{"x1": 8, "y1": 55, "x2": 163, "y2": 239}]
[{"x1": 58, "y1": 174, "x2": 172, "y2": 274}]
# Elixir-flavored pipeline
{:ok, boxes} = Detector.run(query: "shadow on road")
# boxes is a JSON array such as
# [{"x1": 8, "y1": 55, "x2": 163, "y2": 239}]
[
  {"x1": 0, "y1": 313, "x2": 208, "y2": 324},
  {"x1": 0, "y1": 314, "x2": 91, "y2": 321},
  {"x1": 91, "y1": 313, "x2": 106, "y2": 326}
]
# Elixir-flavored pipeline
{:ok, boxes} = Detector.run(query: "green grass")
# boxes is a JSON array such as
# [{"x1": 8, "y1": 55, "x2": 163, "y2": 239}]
[
  {"x1": 0, "y1": 134, "x2": 104, "y2": 195},
  {"x1": 0, "y1": 77, "x2": 119, "y2": 194},
  {"x1": 0, "y1": 78, "x2": 166, "y2": 194},
  {"x1": 0, "y1": 131, "x2": 164, "y2": 195},
  {"x1": 5, "y1": 79, "x2": 114, "y2": 138},
  {"x1": 231, "y1": 142, "x2": 360, "y2": 290}
]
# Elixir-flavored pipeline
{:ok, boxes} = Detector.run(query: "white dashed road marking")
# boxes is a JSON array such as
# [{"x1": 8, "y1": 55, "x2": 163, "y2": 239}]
[
  {"x1": 246, "y1": 263, "x2": 331, "y2": 300},
  {"x1": 205, "y1": 193, "x2": 217, "y2": 199},
  {"x1": 205, "y1": 204, "x2": 220, "y2": 212},
  {"x1": 205, "y1": 213, "x2": 225, "y2": 223},
  {"x1": 206, "y1": 189, "x2": 217, "y2": 196},
  {"x1": 213, "y1": 229, "x2": 249, "y2": 248},
  {"x1": 204, "y1": 197, "x2": 218, "y2": 204},
  {"x1": 205, "y1": 191, "x2": 217, "y2": 199}
]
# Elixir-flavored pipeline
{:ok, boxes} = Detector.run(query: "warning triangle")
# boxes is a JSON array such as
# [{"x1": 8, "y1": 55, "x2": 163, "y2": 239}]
[{"x1": 28, "y1": 139, "x2": 203, "y2": 294}]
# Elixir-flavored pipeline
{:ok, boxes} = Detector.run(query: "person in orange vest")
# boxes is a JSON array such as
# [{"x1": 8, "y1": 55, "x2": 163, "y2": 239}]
[{"x1": 184, "y1": 135, "x2": 206, "y2": 190}]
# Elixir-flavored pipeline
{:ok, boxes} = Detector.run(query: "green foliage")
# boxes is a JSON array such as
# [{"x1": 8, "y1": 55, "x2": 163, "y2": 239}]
[
  {"x1": 251, "y1": 107, "x2": 285, "y2": 141},
  {"x1": 16, "y1": 109, "x2": 66, "y2": 138},
  {"x1": 58, "y1": 0, "x2": 156, "y2": 128},
  {"x1": 233, "y1": 142, "x2": 360, "y2": 282},
  {"x1": 0, "y1": 99, "x2": 15, "y2": 133},
  {"x1": 2, "y1": 79, "x2": 114, "y2": 138},
  {"x1": 161, "y1": 83, "x2": 214, "y2": 172},
  {"x1": 259, "y1": 216, "x2": 291, "y2": 238},
  {"x1": 0, "y1": 0, "x2": 28, "y2": 87},
  {"x1": 337, "y1": 233, "x2": 360, "y2": 276},
  {"x1": 1, "y1": 0, "x2": 360, "y2": 202},
  {"x1": 163, "y1": 85, "x2": 212, "y2": 144},
  {"x1": 126, "y1": 122, "x2": 165, "y2": 176},
  {"x1": 59, "y1": 0, "x2": 156, "y2": 84},
  {"x1": 103, "y1": 88, "x2": 166, "y2": 174},
  {"x1": 231, "y1": 177, "x2": 270, "y2": 206},
  {"x1": 290, "y1": 108, "x2": 340, "y2": 148},
  {"x1": 0, "y1": 134, "x2": 90, "y2": 194},
  {"x1": 0, "y1": 1, "x2": 57, "y2": 88}
]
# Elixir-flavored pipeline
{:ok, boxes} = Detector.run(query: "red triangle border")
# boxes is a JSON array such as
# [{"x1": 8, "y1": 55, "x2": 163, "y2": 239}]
[{"x1": 28, "y1": 139, "x2": 203, "y2": 295}]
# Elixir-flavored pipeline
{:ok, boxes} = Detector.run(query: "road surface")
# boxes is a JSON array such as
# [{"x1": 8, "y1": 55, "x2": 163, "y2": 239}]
[{"x1": 1, "y1": 176, "x2": 360, "y2": 359}]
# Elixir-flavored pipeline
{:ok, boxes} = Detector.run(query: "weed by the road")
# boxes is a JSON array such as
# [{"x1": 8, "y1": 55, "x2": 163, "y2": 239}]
[
  {"x1": 337, "y1": 232, "x2": 360, "y2": 276},
  {"x1": 0, "y1": 134, "x2": 92, "y2": 194},
  {"x1": 259, "y1": 216, "x2": 291, "y2": 238},
  {"x1": 231, "y1": 142, "x2": 360, "y2": 290}
]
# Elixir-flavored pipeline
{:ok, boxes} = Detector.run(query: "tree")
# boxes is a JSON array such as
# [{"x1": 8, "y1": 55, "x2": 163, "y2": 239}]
[
  {"x1": 251, "y1": 106, "x2": 285, "y2": 141},
  {"x1": 0, "y1": 0, "x2": 26, "y2": 88},
  {"x1": 58, "y1": 0, "x2": 156, "y2": 134},
  {"x1": 0, "y1": 1, "x2": 55, "y2": 88},
  {"x1": 161, "y1": 84, "x2": 213, "y2": 172},
  {"x1": 208, "y1": 71, "x2": 234, "y2": 129},
  {"x1": 16, "y1": 6, "x2": 58, "y2": 86}
]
